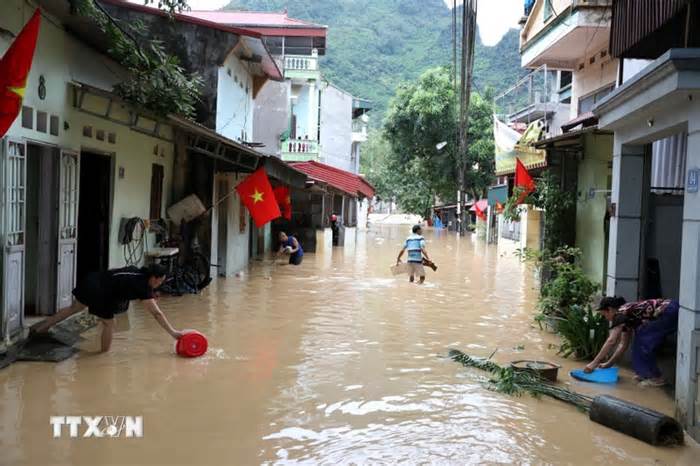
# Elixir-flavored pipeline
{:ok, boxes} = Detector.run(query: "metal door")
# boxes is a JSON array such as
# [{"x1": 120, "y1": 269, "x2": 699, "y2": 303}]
[
  {"x1": 2, "y1": 139, "x2": 27, "y2": 337},
  {"x1": 56, "y1": 150, "x2": 79, "y2": 310}
]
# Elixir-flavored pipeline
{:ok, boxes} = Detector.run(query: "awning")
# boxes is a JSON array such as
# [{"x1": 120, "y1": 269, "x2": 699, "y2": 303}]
[
  {"x1": 469, "y1": 199, "x2": 488, "y2": 212},
  {"x1": 169, "y1": 116, "x2": 307, "y2": 186},
  {"x1": 534, "y1": 126, "x2": 612, "y2": 149},
  {"x1": 561, "y1": 112, "x2": 598, "y2": 132},
  {"x1": 261, "y1": 156, "x2": 307, "y2": 189},
  {"x1": 290, "y1": 161, "x2": 375, "y2": 198}
]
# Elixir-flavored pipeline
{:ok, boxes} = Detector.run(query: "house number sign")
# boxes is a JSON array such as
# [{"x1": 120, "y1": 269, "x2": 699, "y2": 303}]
[{"x1": 688, "y1": 168, "x2": 699, "y2": 194}]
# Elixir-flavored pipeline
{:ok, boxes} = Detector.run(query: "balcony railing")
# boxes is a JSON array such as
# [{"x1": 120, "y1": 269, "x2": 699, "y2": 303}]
[
  {"x1": 494, "y1": 64, "x2": 563, "y2": 125},
  {"x1": 284, "y1": 55, "x2": 318, "y2": 72},
  {"x1": 352, "y1": 120, "x2": 366, "y2": 133},
  {"x1": 281, "y1": 139, "x2": 320, "y2": 162}
]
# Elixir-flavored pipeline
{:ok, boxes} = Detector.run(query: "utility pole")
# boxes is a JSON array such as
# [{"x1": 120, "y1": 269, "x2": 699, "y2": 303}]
[{"x1": 457, "y1": 0, "x2": 478, "y2": 236}]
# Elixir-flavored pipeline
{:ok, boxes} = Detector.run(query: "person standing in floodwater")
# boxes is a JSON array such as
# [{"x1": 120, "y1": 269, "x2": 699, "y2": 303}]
[
  {"x1": 278, "y1": 231, "x2": 304, "y2": 265},
  {"x1": 397, "y1": 224, "x2": 431, "y2": 284}
]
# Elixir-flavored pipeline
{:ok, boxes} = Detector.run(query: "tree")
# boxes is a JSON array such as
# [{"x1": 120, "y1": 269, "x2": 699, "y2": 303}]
[
  {"x1": 366, "y1": 67, "x2": 495, "y2": 215},
  {"x1": 383, "y1": 67, "x2": 458, "y2": 205},
  {"x1": 464, "y1": 91, "x2": 495, "y2": 201}
]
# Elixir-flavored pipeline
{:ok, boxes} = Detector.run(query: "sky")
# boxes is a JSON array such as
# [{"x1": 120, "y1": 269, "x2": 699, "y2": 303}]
[
  {"x1": 131, "y1": 0, "x2": 522, "y2": 47},
  {"x1": 445, "y1": 0, "x2": 522, "y2": 46}
]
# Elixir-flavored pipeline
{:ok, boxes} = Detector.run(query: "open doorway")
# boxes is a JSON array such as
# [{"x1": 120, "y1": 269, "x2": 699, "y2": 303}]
[
  {"x1": 24, "y1": 143, "x2": 60, "y2": 317},
  {"x1": 77, "y1": 151, "x2": 112, "y2": 282},
  {"x1": 642, "y1": 134, "x2": 686, "y2": 300}
]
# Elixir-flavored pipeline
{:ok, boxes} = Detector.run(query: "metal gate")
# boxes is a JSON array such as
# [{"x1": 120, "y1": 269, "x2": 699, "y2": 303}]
[
  {"x1": 57, "y1": 150, "x2": 79, "y2": 310},
  {"x1": 2, "y1": 139, "x2": 27, "y2": 338}
]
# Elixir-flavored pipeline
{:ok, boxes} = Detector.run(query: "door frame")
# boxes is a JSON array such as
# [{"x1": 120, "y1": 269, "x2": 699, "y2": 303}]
[
  {"x1": 57, "y1": 149, "x2": 80, "y2": 311},
  {"x1": 78, "y1": 147, "x2": 115, "y2": 277},
  {"x1": 1, "y1": 137, "x2": 28, "y2": 340}
]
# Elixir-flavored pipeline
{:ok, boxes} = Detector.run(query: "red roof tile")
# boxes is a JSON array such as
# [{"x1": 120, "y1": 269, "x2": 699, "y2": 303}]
[
  {"x1": 290, "y1": 161, "x2": 375, "y2": 198},
  {"x1": 186, "y1": 11, "x2": 327, "y2": 37}
]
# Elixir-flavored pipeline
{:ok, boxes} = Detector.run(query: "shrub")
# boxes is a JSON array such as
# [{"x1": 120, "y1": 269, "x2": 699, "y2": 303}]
[{"x1": 520, "y1": 247, "x2": 607, "y2": 359}]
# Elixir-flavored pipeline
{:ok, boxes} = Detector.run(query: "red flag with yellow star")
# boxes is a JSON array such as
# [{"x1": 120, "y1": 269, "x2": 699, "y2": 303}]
[
  {"x1": 273, "y1": 186, "x2": 292, "y2": 220},
  {"x1": 0, "y1": 9, "x2": 41, "y2": 138},
  {"x1": 235, "y1": 168, "x2": 281, "y2": 227}
]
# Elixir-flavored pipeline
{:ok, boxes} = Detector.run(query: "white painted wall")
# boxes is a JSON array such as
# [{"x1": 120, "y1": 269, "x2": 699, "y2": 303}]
[
  {"x1": 210, "y1": 173, "x2": 250, "y2": 277},
  {"x1": 357, "y1": 198, "x2": 369, "y2": 230},
  {"x1": 292, "y1": 84, "x2": 312, "y2": 139},
  {"x1": 621, "y1": 59, "x2": 653, "y2": 84},
  {"x1": 320, "y1": 84, "x2": 354, "y2": 173},
  {"x1": 1, "y1": 2, "x2": 174, "y2": 270},
  {"x1": 216, "y1": 52, "x2": 254, "y2": 142}
]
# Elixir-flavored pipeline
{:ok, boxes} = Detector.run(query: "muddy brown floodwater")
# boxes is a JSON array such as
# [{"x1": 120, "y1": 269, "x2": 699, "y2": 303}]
[{"x1": 1, "y1": 225, "x2": 699, "y2": 465}]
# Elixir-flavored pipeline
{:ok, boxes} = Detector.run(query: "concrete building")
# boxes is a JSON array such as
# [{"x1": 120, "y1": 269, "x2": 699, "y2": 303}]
[
  {"x1": 279, "y1": 161, "x2": 375, "y2": 253},
  {"x1": 100, "y1": 1, "x2": 305, "y2": 276},
  {"x1": 492, "y1": 0, "x2": 616, "y2": 288},
  {"x1": 0, "y1": 0, "x2": 305, "y2": 344},
  {"x1": 593, "y1": 0, "x2": 700, "y2": 440},
  {"x1": 187, "y1": 9, "x2": 374, "y2": 237},
  {"x1": 187, "y1": 10, "x2": 371, "y2": 174}
]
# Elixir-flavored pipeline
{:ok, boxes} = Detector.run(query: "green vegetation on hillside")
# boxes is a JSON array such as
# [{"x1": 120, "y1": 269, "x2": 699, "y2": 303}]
[{"x1": 225, "y1": 0, "x2": 522, "y2": 120}]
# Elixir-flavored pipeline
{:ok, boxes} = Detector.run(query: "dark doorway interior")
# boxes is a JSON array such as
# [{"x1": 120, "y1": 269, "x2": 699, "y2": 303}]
[
  {"x1": 25, "y1": 144, "x2": 59, "y2": 316},
  {"x1": 77, "y1": 151, "x2": 112, "y2": 282}
]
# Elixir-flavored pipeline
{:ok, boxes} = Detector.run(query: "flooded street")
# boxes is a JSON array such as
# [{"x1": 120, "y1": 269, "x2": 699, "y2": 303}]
[{"x1": 1, "y1": 225, "x2": 699, "y2": 465}]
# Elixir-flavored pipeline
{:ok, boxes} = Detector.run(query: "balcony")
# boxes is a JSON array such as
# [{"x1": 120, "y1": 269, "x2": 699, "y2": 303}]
[
  {"x1": 494, "y1": 65, "x2": 570, "y2": 131},
  {"x1": 520, "y1": 0, "x2": 612, "y2": 68},
  {"x1": 281, "y1": 138, "x2": 320, "y2": 162},
  {"x1": 283, "y1": 53, "x2": 320, "y2": 81},
  {"x1": 352, "y1": 119, "x2": 368, "y2": 143}
]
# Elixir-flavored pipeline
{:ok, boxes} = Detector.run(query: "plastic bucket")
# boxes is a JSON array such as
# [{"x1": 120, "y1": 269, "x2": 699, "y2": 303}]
[{"x1": 175, "y1": 330, "x2": 208, "y2": 358}]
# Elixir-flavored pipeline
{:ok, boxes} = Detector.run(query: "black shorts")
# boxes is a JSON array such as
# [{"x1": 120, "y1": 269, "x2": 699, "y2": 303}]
[
  {"x1": 289, "y1": 254, "x2": 303, "y2": 266},
  {"x1": 72, "y1": 273, "x2": 128, "y2": 320}
]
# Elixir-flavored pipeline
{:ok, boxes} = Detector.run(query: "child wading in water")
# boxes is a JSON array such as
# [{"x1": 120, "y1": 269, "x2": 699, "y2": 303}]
[{"x1": 396, "y1": 225, "x2": 431, "y2": 284}]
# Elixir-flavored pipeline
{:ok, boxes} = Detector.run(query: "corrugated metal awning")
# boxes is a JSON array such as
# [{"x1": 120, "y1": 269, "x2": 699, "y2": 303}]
[{"x1": 610, "y1": 0, "x2": 692, "y2": 58}]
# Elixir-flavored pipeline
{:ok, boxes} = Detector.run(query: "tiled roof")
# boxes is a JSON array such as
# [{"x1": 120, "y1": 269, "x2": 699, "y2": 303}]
[
  {"x1": 187, "y1": 11, "x2": 326, "y2": 29},
  {"x1": 290, "y1": 161, "x2": 375, "y2": 198}
]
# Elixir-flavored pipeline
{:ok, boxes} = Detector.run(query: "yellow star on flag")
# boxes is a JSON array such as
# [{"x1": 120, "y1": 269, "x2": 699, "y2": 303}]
[
  {"x1": 250, "y1": 189, "x2": 264, "y2": 204},
  {"x1": 7, "y1": 84, "x2": 26, "y2": 99}
]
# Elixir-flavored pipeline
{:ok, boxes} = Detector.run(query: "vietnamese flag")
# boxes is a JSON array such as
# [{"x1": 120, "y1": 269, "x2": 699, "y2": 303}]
[
  {"x1": 515, "y1": 158, "x2": 536, "y2": 204},
  {"x1": 235, "y1": 168, "x2": 281, "y2": 227},
  {"x1": 475, "y1": 202, "x2": 487, "y2": 221},
  {"x1": 0, "y1": 9, "x2": 41, "y2": 138},
  {"x1": 273, "y1": 186, "x2": 292, "y2": 220}
]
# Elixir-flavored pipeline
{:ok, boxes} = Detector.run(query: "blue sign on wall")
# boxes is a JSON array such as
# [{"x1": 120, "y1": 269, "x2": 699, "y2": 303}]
[{"x1": 688, "y1": 169, "x2": 699, "y2": 194}]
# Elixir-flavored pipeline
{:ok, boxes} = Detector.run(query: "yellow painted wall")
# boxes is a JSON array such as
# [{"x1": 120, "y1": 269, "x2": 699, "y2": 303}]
[
  {"x1": 1, "y1": 2, "x2": 174, "y2": 269},
  {"x1": 575, "y1": 133, "x2": 613, "y2": 288}
]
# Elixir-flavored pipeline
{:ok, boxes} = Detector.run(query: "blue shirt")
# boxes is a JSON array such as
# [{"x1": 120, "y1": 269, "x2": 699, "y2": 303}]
[
  {"x1": 405, "y1": 234, "x2": 425, "y2": 263},
  {"x1": 285, "y1": 236, "x2": 303, "y2": 258}
]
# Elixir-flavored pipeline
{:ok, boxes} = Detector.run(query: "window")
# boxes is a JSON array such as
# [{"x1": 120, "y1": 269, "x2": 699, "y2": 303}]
[
  {"x1": 560, "y1": 71, "x2": 572, "y2": 89},
  {"x1": 263, "y1": 36, "x2": 284, "y2": 56},
  {"x1": 543, "y1": 0, "x2": 553, "y2": 21},
  {"x1": 149, "y1": 164, "x2": 164, "y2": 220},
  {"x1": 578, "y1": 84, "x2": 615, "y2": 115}
]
